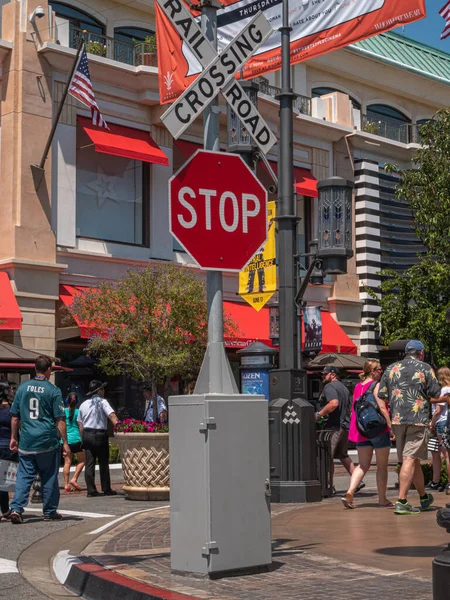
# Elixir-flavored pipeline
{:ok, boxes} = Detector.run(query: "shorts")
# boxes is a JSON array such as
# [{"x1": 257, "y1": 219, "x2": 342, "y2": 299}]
[
  {"x1": 330, "y1": 428, "x2": 349, "y2": 460},
  {"x1": 68, "y1": 442, "x2": 83, "y2": 454},
  {"x1": 355, "y1": 431, "x2": 391, "y2": 450},
  {"x1": 436, "y1": 421, "x2": 446, "y2": 435},
  {"x1": 392, "y1": 424, "x2": 428, "y2": 461}
]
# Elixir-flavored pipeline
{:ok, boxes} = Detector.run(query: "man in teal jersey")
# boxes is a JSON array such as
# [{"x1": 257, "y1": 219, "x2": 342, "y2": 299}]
[{"x1": 9, "y1": 355, "x2": 71, "y2": 524}]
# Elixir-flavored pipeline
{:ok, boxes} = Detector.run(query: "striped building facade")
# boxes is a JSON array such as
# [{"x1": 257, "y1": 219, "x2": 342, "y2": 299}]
[{"x1": 354, "y1": 159, "x2": 424, "y2": 357}]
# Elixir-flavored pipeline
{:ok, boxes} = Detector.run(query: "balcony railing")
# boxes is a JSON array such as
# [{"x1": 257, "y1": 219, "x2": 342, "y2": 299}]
[
  {"x1": 254, "y1": 76, "x2": 312, "y2": 116},
  {"x1": 68, "y1": 26, "x2": 157, "y2": 68},
  {"x1": 361, "y1": 115, "x2": 419, "y2": 144}
]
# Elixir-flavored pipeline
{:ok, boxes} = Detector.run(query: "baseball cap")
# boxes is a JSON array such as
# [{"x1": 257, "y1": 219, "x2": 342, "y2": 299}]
[
  {"x1": 405, "y1": 340, "x2": 425, "y2": 353},
  {"x1": 321, "y1": 366, "x2": 340, "y2": 376}
]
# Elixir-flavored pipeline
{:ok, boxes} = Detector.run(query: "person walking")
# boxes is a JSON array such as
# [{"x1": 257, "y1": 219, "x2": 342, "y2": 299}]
[
  {"x1": 315, "y1": 367, "x2": 361, "y2": 493},
  {"x1": 342, "y1": 360, "x2": 393, "y2": 509},
  {"x1": 428, "y1": 367, "x2": 450, "y2": 492},
  {"x1": 0, "y1": 382, "x2": 16, "y2": 521},
  {"x1": 9, "y1": 355, "x2": 71, "y2": 524},
  {"x1": 143, "y1": 384, "x2": 168, "y2": 424},
  {"x1": 77, "y1": 380, "x2": 119, "y2": 497},
  {"x1": 378, "y1": 340, "x2": 444, "y2": 515},
  {"x1": 62, "y1": 393, "x2": 86, "y2": 492}
]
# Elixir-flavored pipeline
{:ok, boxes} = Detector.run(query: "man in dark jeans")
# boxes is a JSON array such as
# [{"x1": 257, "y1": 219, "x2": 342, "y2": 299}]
[
  {"x1": 316, "y1": 367, "x2": 364, "y2": 494},
  {"x1": 77, "y1": 380, "x2": 119, "y2": 497}
]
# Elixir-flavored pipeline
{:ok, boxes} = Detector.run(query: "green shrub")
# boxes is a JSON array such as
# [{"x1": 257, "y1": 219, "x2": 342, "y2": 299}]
[
  {"x1": 109, "y1": 443, "x2": 121, "y2": 463},
  {"x1": 395, "y1": 460, "x2": 448, "y2": 487},
  {"x1": 71, "y1": 442, "x2": 120, "y2": 464}
]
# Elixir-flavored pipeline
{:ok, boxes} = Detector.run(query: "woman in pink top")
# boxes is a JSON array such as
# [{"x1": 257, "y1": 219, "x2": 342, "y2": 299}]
[{"x1": 342, "y1": 359, "x2": 392, "y2": 509}]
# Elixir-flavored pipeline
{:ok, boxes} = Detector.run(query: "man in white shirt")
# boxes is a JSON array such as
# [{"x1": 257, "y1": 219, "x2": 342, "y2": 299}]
[
  {"x1": 143, "y1": 384, "x2": 168, "y2": 423},
  {"x1": 77, "y1": 380, "x2": 118, "y2": 497}
]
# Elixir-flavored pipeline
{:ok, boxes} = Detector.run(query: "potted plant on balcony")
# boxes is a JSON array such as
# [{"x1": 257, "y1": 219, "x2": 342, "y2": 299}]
[
  {"x1": 114, "y1": 419, "x2": 169, "y2": 500},
  {"x1": 85, "y1": 40, "x2": 107, "y2": 57},
  {"x1": 137, "y1": 34, "x2": 157, "y2": 67}
]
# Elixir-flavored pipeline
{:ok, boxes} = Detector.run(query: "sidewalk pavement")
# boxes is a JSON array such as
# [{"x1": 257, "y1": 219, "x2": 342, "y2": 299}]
[{"x1": 62, "y1": 481, "x2": 450, "y2": 600}]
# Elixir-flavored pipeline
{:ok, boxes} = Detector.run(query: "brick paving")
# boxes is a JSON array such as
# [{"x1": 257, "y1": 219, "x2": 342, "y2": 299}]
[{"x1": 84, "y1": 483, "x2": 446, "y2": 600}]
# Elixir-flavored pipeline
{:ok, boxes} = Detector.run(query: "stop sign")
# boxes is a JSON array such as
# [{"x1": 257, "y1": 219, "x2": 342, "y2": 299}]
[{"x1": 169, "y1": 150, "x2": 268, "y2": 271}]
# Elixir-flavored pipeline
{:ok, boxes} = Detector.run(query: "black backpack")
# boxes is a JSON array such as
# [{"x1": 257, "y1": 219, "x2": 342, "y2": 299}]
[{"x1": 354, "y1": 382, "x2": 387, "y2": 439}]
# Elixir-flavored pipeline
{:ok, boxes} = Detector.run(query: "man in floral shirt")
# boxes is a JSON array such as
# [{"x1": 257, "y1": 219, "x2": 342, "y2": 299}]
[{"x1": 378, "y1": 340, "x2": 445, "y2": 515}]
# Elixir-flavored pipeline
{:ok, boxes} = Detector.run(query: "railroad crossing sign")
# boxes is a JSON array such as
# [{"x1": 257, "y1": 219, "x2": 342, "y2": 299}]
[
  {"x1": 169, "y1": 150, "x2": 268, "y2": 271},
  {"x1": 157, "y1": 0, "x2": 277, "y2": 155}
]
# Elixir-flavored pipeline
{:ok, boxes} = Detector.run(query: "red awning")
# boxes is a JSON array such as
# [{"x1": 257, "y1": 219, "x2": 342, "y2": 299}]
[
  {"x1": 302, "y1": 312, "x2": 357, "y2": 355},
  {"x1": 262, "y1": 161, "x2": 318, "y2": 198},
  {"x1": 77, "y1": 116, "x2": 169, "y2": 166},
  {"x1": 224, "y1": 302, "x2": 356, "y2": 354},
  {"x1": 0, "y1": 273, "x2": 22, "y2": 330},
  {"x1": 174, "y1": 139, "x2": 202, "y2": 160},
  {"x1": 223, "y1": 302, "x2": 272, "y2": 349},
  {"x1": 60, "y1": 285, "x2": 96, "y2": 339}
]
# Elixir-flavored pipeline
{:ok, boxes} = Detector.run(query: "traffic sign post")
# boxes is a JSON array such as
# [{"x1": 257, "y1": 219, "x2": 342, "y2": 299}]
[{"x1": 164, "y1": 0, "x2": 272, "y2": 578}]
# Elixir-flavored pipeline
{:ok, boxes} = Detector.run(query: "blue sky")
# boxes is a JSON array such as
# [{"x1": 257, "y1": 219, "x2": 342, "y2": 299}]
[{"x1": 394, "y1": 3, "x2": 448, "y2": 52}]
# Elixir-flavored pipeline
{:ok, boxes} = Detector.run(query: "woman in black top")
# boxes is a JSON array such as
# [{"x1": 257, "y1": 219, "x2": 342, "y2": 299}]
[{"x1": 0, "y1": 381, "x2": 15, "y2": 520}]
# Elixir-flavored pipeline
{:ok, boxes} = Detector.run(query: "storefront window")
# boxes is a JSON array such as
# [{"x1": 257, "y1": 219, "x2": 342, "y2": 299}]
[{"x1": 76, "y1": 124, "x2": 149, "y2": 245}]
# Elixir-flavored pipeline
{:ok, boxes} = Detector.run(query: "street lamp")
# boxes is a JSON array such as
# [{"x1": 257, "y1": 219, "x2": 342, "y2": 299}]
[
  {"x1": 269, "y1": 176, "x2": 355, "y2": 503},
  {"x1": 227, "y1": 81, "x2": 259, "y2": 159},
  {"x1": 317, "y1": 177, "x2": 354, "y2": 275}
]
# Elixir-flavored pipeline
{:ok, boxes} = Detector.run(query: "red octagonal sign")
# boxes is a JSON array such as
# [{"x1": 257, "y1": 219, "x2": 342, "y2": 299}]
[{"x1": 170, "y1": 150, "x2": 268, "y2": 272}]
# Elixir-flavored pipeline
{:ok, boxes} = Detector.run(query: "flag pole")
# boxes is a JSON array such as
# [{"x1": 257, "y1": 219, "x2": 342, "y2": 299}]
[{"x1": 35, "y1": 34, "x2": 85, "y2": 172}]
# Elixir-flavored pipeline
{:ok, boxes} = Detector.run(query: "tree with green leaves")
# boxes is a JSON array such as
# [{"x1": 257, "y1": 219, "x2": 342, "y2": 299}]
[
  {"x1": 373, "y1": 109, "x2": 450, "y2": 364},
  {"x1": 70, "y1": 264, "x2": 238, "y2": 422}
]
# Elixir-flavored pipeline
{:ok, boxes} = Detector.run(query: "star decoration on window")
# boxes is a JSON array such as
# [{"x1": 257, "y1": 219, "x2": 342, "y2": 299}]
[{"x1": 84, "y1": 167, "x2": 119, "y2": 207}]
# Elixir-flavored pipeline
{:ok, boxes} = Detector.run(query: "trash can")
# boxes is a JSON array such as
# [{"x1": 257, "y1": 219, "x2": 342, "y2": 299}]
[
  {"x1": 237, "y1": 341, "x2": 278, "y2": 400},
  {"x1": 316, "y1": 429, "x2": 334, "y2": 498}
]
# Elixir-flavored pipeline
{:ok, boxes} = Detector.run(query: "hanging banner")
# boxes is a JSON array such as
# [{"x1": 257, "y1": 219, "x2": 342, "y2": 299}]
[
  {"x1": 239, "y1": 200, "x2": 276, "y2": 312},
  {"x1": 303, "y1": 306, "x2": 322, "y2": 353},
  {"x1": 155, "y1": 0, "x2": 426, "y2": 104}
]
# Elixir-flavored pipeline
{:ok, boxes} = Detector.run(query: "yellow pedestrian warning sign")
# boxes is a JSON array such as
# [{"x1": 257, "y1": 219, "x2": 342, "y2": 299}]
[{"x1": 239, "y1": 201, "x2": 276, "y2": 311}]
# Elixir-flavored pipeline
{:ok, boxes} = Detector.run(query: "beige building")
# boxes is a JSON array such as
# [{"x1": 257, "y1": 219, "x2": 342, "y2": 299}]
[{"x1": 0, "y1": 0, "x2": 448, "y2": 402}]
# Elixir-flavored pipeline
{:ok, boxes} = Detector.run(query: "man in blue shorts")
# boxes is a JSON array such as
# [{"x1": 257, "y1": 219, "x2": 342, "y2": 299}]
[{"x1": 9, "y1": 355, "x2": 71, "y2": 523}]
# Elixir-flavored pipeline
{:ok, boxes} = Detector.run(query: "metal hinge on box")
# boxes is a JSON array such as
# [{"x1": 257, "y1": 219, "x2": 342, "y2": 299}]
[
  {"x1": 201, "y1": 541, "x2": 219, "y2": 556},
  {"x1": 199, "y1": 417, "x2": 216, "y2": 432}
]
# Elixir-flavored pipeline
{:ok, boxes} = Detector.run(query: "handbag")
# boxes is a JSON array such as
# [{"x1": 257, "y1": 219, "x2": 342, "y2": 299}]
[{"x1": 0, "y1": 459, "x2": 18, "y2": 492}]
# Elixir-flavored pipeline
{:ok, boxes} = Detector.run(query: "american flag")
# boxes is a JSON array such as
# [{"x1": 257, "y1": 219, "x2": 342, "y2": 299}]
[
  {"x1": 69, "y1": 45, "x2": 108, "y2": 129},
  {"x1": 440, "y1": 1, "x2": 450, "y2": 40}
]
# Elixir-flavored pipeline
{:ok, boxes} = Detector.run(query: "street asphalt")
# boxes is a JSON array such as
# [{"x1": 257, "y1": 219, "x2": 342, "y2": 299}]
[
  {"x1": 0, "y1": 455, "x2": 436, "y2": 600},
  {"x1": 0, "y1": 465, "x2": 166, "y2": 600}
]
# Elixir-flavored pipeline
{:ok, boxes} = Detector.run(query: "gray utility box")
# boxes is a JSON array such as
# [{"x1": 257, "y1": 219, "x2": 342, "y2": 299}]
[{"x1": 169, "y1": 393, "x2": 272, "y2": 576}]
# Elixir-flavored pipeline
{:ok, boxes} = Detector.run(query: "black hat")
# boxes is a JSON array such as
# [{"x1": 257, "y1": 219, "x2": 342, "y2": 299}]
[
  {"x1": 86, "y1": 380, "x2": 107, "y2": 397},
  {"x1": 321, "y1": 366, "x2": 340, "y2": 376},
  {"x1": 143, "y1": 383, "x2": 152, "y2": 391},
  {"x1": 0, "y1": 381, "x2": 10, "y2": 400}
]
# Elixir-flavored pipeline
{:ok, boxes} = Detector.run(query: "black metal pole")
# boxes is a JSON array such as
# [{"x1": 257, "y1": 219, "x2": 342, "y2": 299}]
[
  {"x1": 277, "y1": 0, "x2": 297, "y2": 371},
  {"x1": 37, "y1": 39, "x2": 85, "y2": 171},
  {"x1": 268, "y1": 0, "x2": 321, "y2": 503}
]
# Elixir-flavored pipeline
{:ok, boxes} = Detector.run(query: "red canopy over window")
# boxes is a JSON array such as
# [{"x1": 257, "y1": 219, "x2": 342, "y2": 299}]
[
  {"x1": 0, "y1": 273, "x2": 22, "y2": 330},
  {"x1": 262, "y1": 160, "x2": 318, "y2": 198},
  {"x1": 77, "y1": 117, "x2": 169, "y2": 166},
  {"x1": 223, "y1": 302, "x2": 272, "y2": 348},
  {"x1": 302, "y1": 311, "x2": 357, "y2": 354}
]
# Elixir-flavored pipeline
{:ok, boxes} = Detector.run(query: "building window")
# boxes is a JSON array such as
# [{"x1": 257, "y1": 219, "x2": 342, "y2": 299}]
[
  {"x1": 312, "y1": 87, "x2": 361, "y2": 110},
  {"x1": 76, "y1": 123, "x2": 149, "y2": 246},
  {"x1": 366, "y1": 104, "x2": 410, "y2": 125},
  {"x1": 114, "y1": 27, "x2": 154, "y2": 44},
  {"x1": 364, "y1": 104, "x2": 412, "y2": 143},
  {"x1": 113, "y1": 27, "x2": 155, "y2": 66},
  {"x1": 49, "y1": 2, "x2": 104, "y2": 35}
]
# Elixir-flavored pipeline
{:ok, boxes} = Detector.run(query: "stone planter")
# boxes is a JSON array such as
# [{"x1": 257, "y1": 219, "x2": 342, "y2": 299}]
[{"x1": 114, "y1": 432, "x2": 169, "y2": 500}]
